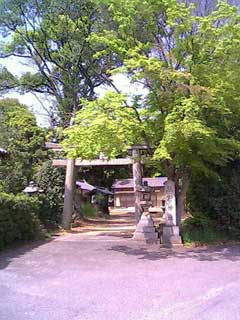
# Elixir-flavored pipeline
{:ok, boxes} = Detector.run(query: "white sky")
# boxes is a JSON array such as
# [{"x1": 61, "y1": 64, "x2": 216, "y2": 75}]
[{"x1": 1, "y1": 57, "x2": 147, "y2": 127}]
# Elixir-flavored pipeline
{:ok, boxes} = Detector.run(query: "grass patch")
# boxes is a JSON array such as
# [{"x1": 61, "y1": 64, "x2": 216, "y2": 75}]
[{"x1": 81, "y1": 202, "x2": 98, "y2": 218}]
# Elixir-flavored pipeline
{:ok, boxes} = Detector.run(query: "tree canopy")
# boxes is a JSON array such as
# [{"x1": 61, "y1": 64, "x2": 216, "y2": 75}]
[
  {"x1": 0, "y1": 98, "x2": 46, "y2": 193},
  {"x1": 63, "y1": 0, "x2": 240, "y2": 222},
  {"x1": 64, "y1": 1, "x2": 239, "y2": 170},
  {"x1": 0, "y1": 0, "x2": 118, "y2": 125}
]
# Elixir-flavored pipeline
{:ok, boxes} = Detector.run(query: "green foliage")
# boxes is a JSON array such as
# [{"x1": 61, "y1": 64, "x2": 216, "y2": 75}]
[
  {"x1": 153, "y1": 95, "x2": 238, "y2": 175},
  {"x1": 181, "y1": 215, "x2": 230, "y2": 245},
  {"x1": 63, "y1": 92, "x2": 144, "y2": 158},
  {"x1": 188, "y1": 161, "x2": 240, "y2": 237},
  {"x1": 35, "y1": 160, "x2": 65, "y2": 226},
  {"x1": 181, "y1": 160, "x2": 240, "y2": 244},
  {"x1": 81, "y1": 202, "x2": 97, "y2": 218},
  {"x1": 64, "y1": 1, "x2": 240, "y2": 177},
  {"x1": 0, "y1": 98, "x2": 46, "y2": 193},
  {"x1": 0, "y1": 192, "x2": 44, "y2": 250}
]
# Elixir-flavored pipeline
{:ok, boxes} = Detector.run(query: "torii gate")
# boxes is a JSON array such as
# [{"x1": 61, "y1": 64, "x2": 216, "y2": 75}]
[
  {"x1": 47, "y1": 143, "x2": 145, "y2": 229},
  {"x1": 46, "y1": 142, "x2": 182, "y2": 245}
]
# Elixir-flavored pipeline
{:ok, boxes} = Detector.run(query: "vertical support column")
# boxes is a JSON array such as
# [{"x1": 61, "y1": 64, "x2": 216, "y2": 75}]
[
  {"x1": 162, "y1": 180, "x2": 182, "y2": 246},
  {"x1": 62, "y1": 158, "x2": 76, "y2": 230},
  {"x1": 132, "y1": 149, "x2": 143, "y2": 224}
]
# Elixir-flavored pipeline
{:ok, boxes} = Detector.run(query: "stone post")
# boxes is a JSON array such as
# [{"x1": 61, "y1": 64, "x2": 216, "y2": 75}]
[
  {"x1": 162, "y1": 180, "x2": 182, "y2": 246},
  {"x1": 165, "y1": 180, "x2": 177, "y2": 225},
  {"x1": 62, "y1": 158, "x2": 76, "y2": 230}
]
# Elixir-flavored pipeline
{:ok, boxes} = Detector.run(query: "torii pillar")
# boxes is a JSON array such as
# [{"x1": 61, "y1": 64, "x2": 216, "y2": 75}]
[{"x1": 132, "y1": 148, "x2": 143, "y2": 224}]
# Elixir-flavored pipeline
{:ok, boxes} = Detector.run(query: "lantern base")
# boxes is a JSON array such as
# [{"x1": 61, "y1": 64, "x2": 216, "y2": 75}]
[{"x1": 132, "y1": 212, "x2": 158, "y2": 243}]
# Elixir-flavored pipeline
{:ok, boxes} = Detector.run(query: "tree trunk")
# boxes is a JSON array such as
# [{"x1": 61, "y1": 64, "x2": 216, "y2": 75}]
[
  {"x1": 101, "y1": 196, "x2": 110, "y2": 215},
  {"x1": 96, "y1": 195, "x2": 109, "y2": 216},
  {"x1": 176, "y1": 175, "x2": 190, "y2": 226},
  {"x1": 62, "y1": 159, "x2": 76, "y2": 230}
]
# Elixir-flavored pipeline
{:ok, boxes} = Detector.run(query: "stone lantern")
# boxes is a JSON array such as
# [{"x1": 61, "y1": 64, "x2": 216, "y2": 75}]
[
  {"x1": 127, "y1": 144, "x2": 149, "y2": 223},
  {"x1": 23, "y1": 181, "x2": 43, "y2": 196},
  {"x1": 133, "y1": 181, "x2": 158, "y2": 243},
  {"x1": 0, "y1": 148, "x2": 8, "y2": 160},
  {"x1": 139, "y1": 181, "x2": 153, "y2": 212},
  {"x1": 128, "y1": 145, "x2": 159, "y2": 243}
]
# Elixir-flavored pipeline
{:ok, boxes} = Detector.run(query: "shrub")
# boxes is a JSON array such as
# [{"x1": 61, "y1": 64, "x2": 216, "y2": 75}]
[
  {"x1": 188, "y1": 161, "x2": 240, "y2": 237},
  {"x1": 0, "y1": 192, "x2": 44, "y2": 250},
  {"x1": 181, "y1": 214, "x2": 231, "y2": 245},
  {"x1": 81, "y1": 202, "x2": 97, "y2": 218},
  {"x1": 35, "y1": 160, "x2": 65, "y2": 226}
]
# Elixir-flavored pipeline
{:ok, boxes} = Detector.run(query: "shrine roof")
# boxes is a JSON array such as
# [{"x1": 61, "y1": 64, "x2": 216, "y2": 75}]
[
  {"x1": 76, "y1": 180, "x2": 113, "y2": 195},
  {"x1": 112, "y1": 177, "x2": 167, "y2": 189},
  {"x1": 76, "y1": 180, "x2": 95, "y2": 192}
]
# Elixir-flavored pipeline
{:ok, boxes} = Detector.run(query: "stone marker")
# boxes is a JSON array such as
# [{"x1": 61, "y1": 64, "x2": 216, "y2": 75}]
[{"x1": 162, "y1": 180, "x2": 182, "y2": 246}]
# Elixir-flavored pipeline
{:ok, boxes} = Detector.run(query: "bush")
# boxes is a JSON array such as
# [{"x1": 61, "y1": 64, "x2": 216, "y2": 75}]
[
  {"x1": 0, "y1": 192, "x2": 44, "y2": 250},
  {"x1": 35, "y1": 160, "x2": 65, "y2": 226},
  {"x1": 188, "y1": 161, "x2": 240, "y2": 238},
  {"x1": 181, "y1": 215, "x2": 231, "y2": 245},
  {"x1": 81, "y1": 202, "x2": 97, "y2": 218}
]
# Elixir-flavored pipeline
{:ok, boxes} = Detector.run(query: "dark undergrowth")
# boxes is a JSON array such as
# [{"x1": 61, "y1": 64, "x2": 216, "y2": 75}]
[{"x1": 181, "y1": 215, "x2": 240, "y2": 246}]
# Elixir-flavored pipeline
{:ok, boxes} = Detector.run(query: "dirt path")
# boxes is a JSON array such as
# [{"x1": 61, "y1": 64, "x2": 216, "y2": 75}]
[{"x1": 69, "y1": 209, "x2": 136, "y2": 239}]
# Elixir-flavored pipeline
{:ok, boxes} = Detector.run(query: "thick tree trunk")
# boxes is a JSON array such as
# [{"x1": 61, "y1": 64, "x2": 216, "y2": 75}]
[
  {"x1": 176, "y1": 175, "x2": 190, "y2": 226},
  {"x1": 62, "y1": 159, "x2": 76, "y2": 230},
  {"x1": 101, "y1": 196, "x2": 110, "y2": 215},
  {"x1": 96, "y1": 195, "x2": 110, "y2": 216}
]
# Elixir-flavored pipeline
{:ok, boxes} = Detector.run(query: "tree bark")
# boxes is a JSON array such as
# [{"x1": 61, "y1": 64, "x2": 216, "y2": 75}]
[
  {"x1": 101, "y1": 196, "x2": 110, "y2": 215},
  {"x1": 62, "y1": 159, "x2": 76, "y2": 230},
  {"x1": 176, "y1": 175, "x2": 190, "y2": 226}
]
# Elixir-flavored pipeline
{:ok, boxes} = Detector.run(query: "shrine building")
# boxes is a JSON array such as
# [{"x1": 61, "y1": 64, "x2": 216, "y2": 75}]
[{"x1": 112, "y1": 177, "x2": 167, "y2": 212}]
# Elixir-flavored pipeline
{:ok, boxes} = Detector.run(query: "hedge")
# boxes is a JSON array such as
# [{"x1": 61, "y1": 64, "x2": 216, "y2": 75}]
[{"x1": 0, "y1": 192, "x2": 44, "y2": 250}]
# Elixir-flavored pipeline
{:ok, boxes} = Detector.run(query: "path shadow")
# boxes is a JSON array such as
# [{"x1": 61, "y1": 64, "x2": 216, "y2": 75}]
[
  {"x1": 98, "y1": 232, "x2": 133, "y2": 239},
  {"x1": 0, "y1": 238, "x2": 54, "y2": 270},
  {"x1": 108, "y1": 244, "x2": 240, "y2": 262}
]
